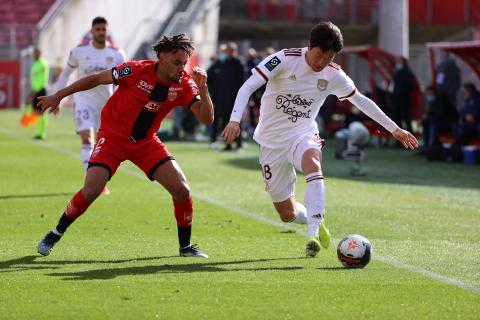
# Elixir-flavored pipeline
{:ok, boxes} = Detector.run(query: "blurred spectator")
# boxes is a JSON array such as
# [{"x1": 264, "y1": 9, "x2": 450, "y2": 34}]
[
  {"x1": 245, "y1": 48, "x2": 261, "y2": 76},
  {"x1": 31, "y1": 48, "x2": 50, "y2": 140},
  {"x1": 262, "y1": 46, "x2": 276, "y2": 57},
  {"x1": 452, "y1": 83, "x2": 480, "y2": 149},
  {"x1": 392, "y1": 56, "x2": 415, "y2": 133},
  {"x1": 436, "y1": 53, "x2": 461, "y2": 107},
  {"x1": 170, "y1": 108, "x2": 198, "y2": 141},
  {"x1": 421, "y1": 86, "x2": 458, "y2": 152},
  {"x1": 245, "y1": 48, "x2": 262, "y2": 134},
  {"x1": 207, "y1": 42, "x2": 245, "y2": 150}
]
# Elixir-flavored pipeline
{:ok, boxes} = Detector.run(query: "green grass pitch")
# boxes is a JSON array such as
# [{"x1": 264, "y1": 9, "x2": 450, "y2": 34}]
[{"x1": 1, "y1": 109, "x2": 479, "y2": 319}]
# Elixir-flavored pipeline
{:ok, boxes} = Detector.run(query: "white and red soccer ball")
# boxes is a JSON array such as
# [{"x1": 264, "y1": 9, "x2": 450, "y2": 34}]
[{"x1": 337, "y1": 234, "x2": 372, "y2": 268}]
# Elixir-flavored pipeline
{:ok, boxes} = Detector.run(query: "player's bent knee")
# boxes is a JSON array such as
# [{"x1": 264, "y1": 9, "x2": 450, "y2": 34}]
[
  {"x1": 172, "y1": 183, "x2": 191, "y2": 201},
  {"x1": 302, "y1": 158, "x2": 322, "y2": 175}
]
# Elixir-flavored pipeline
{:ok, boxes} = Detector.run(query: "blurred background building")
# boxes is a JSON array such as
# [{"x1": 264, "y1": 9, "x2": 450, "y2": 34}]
[{"x1": 1, "y1": 0, "x2": 479, "y2": 156}]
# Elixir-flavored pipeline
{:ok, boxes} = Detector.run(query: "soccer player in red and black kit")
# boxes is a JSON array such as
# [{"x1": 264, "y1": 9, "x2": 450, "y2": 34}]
[{"x1": 36, "y1": 34, "x2": 214, "y2": 258}]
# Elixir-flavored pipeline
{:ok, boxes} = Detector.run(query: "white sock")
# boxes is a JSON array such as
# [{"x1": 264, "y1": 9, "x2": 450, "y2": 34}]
[
  {"x1": 51, "y1": 228, "x2": 63, "y2": 236},
  {"x1": 304, "y1": 172, "x2": 325, "y2": 238},
  {"x1": 290, "y1": 202, "x2": 307, "y2": 224},
  {"x1": 81, "y1": 144, "x2": 93, "y2": 171}
]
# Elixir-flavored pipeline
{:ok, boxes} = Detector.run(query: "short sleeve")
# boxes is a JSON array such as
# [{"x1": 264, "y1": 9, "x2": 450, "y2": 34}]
[
  {"x1": 182, "y1": 77, "x2": 201, "y2": 108},
  {"x1": 112, "y1": 61, "x2": 135, "y2": 86},
  {"x1": 252, "y1": 51, "x2": 286, "y2": 82},
  {"x1": 67, "y1": 49, "x2": 78, "y2": 68},
  {"x1": 331, "y1": 69, "x2": 356, "y2": 100}
]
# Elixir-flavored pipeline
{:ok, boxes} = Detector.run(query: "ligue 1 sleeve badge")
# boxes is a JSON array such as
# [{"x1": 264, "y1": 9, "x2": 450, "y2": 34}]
[{"x1": 317, "y1": 79, "x2": 328, "y2": 91}]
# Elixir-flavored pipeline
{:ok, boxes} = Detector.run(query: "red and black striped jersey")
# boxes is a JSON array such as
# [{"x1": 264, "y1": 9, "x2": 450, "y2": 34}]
[{"x1": 101, "y1": 60, "x2": 199, "y2": 141}]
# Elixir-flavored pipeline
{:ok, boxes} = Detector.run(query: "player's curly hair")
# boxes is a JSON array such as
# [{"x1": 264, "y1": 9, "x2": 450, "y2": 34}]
[
  {"x1": 310, "y1": 21, "x2": 344, "y2": 53},
  {"x1": 152, "y1": 33, "x2": 195, "y2": 57}
]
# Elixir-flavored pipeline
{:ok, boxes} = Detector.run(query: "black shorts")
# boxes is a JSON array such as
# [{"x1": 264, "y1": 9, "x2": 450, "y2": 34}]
[{"x1": 32, "y1": 88, "x2": 47, "y2": 112}]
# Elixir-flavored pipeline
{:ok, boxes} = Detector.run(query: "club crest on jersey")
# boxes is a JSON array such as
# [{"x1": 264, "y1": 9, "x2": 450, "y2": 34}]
[
  {"x1": 106, "y1": 56, "x2": 114, "y2": 64},
  {"x1": 118, "y1": 65, "x2": 132, "y2": 78},
  {"x1": 264, "y1": 56, "x2": 281, "y2": 71},
  {"x1": 317, "y1": 79, "x2": 328, "y2": 91},
  {"x1": 143, "y1": 101, "x2": 161, "y2": 112},
  {"x1": 168, "y1": 91, "x2": 177, "y2": 101}
]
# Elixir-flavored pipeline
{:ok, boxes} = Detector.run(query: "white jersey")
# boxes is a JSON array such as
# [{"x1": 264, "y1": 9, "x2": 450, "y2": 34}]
[
  {"x1": 252, "y1": 47, "x2": 356, "y2": 148},
  {"x1": 60, "y1": 42, "x2": 125, "y2": 107}
]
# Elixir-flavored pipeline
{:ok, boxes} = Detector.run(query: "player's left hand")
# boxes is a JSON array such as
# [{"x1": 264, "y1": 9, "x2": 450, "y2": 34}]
[
  {"x1": 392, "y1": 128, "x2": 419, "y2": 149},
  {"x1": 191, "y1": 67, "x2": 207, "y2": 89}
]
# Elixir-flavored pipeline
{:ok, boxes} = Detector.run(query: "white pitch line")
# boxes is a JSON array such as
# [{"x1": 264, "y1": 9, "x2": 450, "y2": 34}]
[{"x1": 1, "y1": 127, "x2": 479, "y2": 294}]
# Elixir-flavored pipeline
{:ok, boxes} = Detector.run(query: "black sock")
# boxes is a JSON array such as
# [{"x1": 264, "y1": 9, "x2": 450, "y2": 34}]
[
  {"x1": 55, "y1": 213, "x2": 74, "y2": 234},
  {"x1": 46, "y1": 232, "x2": 61, "y2": 243},
  {"x1": 177, "y1": 226, "x2": 191, "y2": 248}
]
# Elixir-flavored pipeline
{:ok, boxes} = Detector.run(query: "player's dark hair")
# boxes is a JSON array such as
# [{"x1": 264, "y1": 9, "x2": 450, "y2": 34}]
[
  {"x1": 152, "y1": 33, "x2": 195, "y2": 57},
  {"x1": 92, "y1": 16, "x2": 108, "y2": 27},
  {"x1": 309, "y1": 21, "x2": 344, "y2": 53}
]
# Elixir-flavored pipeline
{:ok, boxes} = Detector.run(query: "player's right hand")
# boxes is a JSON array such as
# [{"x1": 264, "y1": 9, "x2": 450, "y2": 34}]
[
  {"x1": 221, "y1": 121, "x2": 240, "y2": 144},
  {"x1": 37, "y1": 93, "x2": 61, "y2": 115}
]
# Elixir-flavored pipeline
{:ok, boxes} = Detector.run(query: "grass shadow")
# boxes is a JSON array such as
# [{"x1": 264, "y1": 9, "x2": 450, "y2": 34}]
[
  {"x1": 0, "y1": 255, "x2": 308, "y2": 280},
  {"x1": 0, "y1": 192, "x2": 74, "y2": 200},
  {"x1": 0, "y1": 255, "x2": 177, "y2": 273},
  {"x1": 47, "y1": 257, "x2": 305, "y2": 280}
]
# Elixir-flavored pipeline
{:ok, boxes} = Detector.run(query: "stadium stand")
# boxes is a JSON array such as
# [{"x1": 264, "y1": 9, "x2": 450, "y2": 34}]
[{"x1": 0, "y1": 0, "x2": 55, "y2": 50}]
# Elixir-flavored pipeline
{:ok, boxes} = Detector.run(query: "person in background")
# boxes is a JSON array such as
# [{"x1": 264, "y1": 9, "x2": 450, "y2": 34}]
[
  {"x1": 56, "y1": 16, "x2": 125, "y2": 195},
  {"x1": 421, "y1": 86, "x2": 458, "y2": 153},
  {"x1": 28, "y1": 48, "x2": 50, "y2": 140},
  {"x1": 207, "y1": 43, "x2": 245, "y2": 150},
  {"x1": 245, "y1": 48, "x2": 263, "y2": 135},
  {"x1": 452, "y1": 83, "x2": 480, "y2": 149},
  {"x1": 436, "y1": 53, "x2": 461, "y2": 107},
  {"x1": 392, "y1": 56, "x2": 415, "y2": 133}
]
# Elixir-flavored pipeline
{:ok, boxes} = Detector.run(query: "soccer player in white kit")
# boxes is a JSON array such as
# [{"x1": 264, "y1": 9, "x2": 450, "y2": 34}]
[
  {"x1": 222, "y1": 21, "x2": 418, "y2": 257},
  {"x1": 56, "y1": 16, "x2": 125, "y2": 194}
]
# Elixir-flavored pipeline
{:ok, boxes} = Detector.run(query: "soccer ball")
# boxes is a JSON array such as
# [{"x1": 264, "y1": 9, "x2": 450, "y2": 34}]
[{"x1": 337, "y1": 234, "x2": 372, "y2": 268}]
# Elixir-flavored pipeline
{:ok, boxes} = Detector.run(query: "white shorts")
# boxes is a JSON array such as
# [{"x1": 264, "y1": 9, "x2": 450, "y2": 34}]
[
  {"x1": 74, "y1": 102, "x2": 101, "y2": 133},
  {"x1": 259, "y1": 132, "x2": 325, "y2": 203}
]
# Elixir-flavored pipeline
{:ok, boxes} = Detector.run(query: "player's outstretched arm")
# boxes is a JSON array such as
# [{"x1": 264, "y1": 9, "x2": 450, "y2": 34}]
[
  {"x1": 222, "y1": 121, "x2": 241, "y2": 145},
  {"x1": 347, "y1": 91, "x2": 418, "y2": 149},
  {"x1": 391, "y1": 128, "x2": 419, "y2": 149},
  {"x1": 37, "y1": 69, "x2": 114, "y2": 114},
  {"x1": 221, "y1": 73, "x2": 266, "y2": 144},
  {"x1": 190, "y1": 67, "x2": 214, "y2": 124}
]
